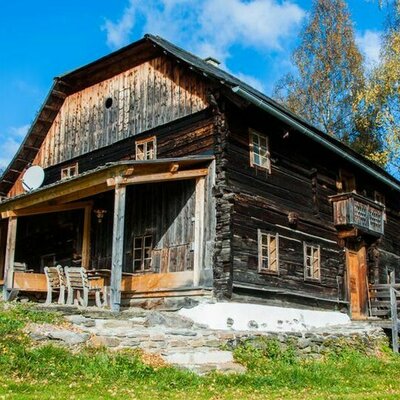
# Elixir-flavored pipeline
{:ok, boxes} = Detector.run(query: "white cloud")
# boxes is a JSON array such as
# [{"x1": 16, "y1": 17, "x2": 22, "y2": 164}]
[
  {"x1": 102, "y1": 2, "x2": 136, "y2": 49},
  {"x1": 234, "y1": 72, "x2": 266, "y2": 92},
  {"x1": 0, "y1": 125, "x2": 29, "y2": 171},
  {"x1": 9, "y1": 124, "x2": 30, "y2": 139},
  {"x1": 356, "y1": 30, "x2": 382, "y2": 68},
  {"x1": 102, "y1": 0, "x2": 305, "y2": 66}
]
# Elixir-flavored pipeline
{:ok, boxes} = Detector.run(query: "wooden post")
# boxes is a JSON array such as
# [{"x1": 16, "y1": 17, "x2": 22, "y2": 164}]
[
  {"x1": 81, "y1": 205, "x2": 92, "y2": 269},
  {"x1": 193, "y1": 176, "x2": 205, "y2": 287},
  {"x1": 390, "y1": 272, "x2": 399, "y2": 353},
  {"x1": 110, "y1": 184, "x2": 126, "y2": 312},
  {"x1": 3, "y1": 217, "x2": 17, "y2": 300},
  {"x1": 390, "y1": 286, "x2": 399, "y2": 353}
]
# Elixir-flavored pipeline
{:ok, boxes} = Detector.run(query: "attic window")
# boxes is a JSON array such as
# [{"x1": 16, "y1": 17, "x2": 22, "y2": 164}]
[
  {"x1": 61, "y1": 163, "x2": 79, "y2": 180},
  {"x1": 105, "y1": 97, "x2": 113, "y2": 109},
  {"x1": 136, "y1": 137, "x2": 157, "y2": 160}
]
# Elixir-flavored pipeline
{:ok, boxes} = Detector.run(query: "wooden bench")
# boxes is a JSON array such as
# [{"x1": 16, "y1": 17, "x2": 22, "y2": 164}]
[
  {"x1": 44, "y1": 265, "x2": 66, "y2": 305},
  {"x1": 64, "y1": 266, "x2": 102, "y2": 307}
]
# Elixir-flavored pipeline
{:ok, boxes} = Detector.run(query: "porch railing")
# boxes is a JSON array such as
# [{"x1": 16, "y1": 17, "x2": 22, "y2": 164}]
[
  {"x1": 330, "y1": 192, "x2": 385, "y2": 236},
  {"x1": 369, "y1": 282, "x2": 400, "y2": 353}
]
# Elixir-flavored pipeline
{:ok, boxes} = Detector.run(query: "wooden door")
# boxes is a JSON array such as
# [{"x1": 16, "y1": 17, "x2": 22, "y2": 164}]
[{"x1": 346, "y1": 246, "x2": 368, "y2": 319}]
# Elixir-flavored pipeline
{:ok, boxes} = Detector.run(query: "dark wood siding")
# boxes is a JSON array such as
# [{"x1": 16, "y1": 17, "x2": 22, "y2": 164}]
[
  {"x1": 124, "y1": 181, "x2": 196, "y2": 273},
  {"x1": 40, "y1": 111, "x2": 214, "y2": 187},
  {"x1": 90, "y1": 181, "x2": 197, "y2": 274},
  {"x1": 224, "y1": 104, "x2": 348, "y2": 304}
]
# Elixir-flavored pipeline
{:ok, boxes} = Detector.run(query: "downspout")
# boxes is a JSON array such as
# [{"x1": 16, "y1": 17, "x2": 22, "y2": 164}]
[{"x1": 232, "y1": 86, "x2": 400, "y2": 193}]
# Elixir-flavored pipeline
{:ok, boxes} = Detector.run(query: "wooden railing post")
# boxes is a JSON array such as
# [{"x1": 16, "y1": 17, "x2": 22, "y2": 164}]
[
  {"x1": 390, "y1": 270, "x2": 399, "y2": 353},
  {"x1": 390, "y1": 286, "x2": 399, "y2": 353},
  {"x1": 3, "y1": 217, "x2": 17, "y2": 300},
  {"x1": 110, "y1": 183, "x2": 126, "y2": 312}
]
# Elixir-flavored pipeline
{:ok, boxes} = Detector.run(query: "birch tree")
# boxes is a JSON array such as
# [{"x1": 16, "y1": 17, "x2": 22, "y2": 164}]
[
  {"x1": 274, "y1": 0, "x2": 366, "y2": 145},
  {"x1": 355, "y1": 0, "x2": 400, "y2": 171}
]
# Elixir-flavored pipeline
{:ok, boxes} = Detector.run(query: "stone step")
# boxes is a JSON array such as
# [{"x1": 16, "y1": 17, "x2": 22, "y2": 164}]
[
  {"x1": 162, "y1": 349, "x2": 234, "y2": 365},
  {"x1": 162, "y1": 350, "x2": 245, "y2": 375},
  {"x1": 185, "y1": 362, "x2": 246, "y2": 375}
]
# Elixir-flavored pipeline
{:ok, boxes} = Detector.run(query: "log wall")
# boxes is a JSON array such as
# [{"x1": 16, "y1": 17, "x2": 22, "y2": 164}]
[
  {"x1": 221, "y1": 103, "x2": 400, "y2": 305},
  {"x1": 35, "y1": 112, "x2": 214, "y2": 188},
  {"x1": 223, "y1": 105, "x2": 348, "y2": 304}
]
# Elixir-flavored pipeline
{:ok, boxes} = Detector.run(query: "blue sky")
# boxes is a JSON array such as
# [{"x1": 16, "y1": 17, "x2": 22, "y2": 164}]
[{"x1": 0, "y1": 0, "x2": 388, "y2": 170}]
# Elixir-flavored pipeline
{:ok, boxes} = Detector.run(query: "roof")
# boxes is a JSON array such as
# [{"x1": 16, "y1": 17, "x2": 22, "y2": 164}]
[
  {"x1": 1, "y1": 34, "x2": 399, "y2": 196},
  {"x1": 0, "y1": 156, "x2": 214, "y2": 214}
]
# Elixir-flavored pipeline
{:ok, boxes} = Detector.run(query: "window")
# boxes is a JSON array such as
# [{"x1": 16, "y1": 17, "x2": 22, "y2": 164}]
[
  {"x1": 249, "y1": 129, "x2": 270, "y2": 172},
  {"x1": 135, "y1": 137, "x2": 157, "y2": 160},
  {"x1": 258, "y1": 230, "x2": 279, "y2": 273},
  {"x1": 61, "y1": 163, "x2": 78, "y2": 180},
  {"x1": 374, "y1": 191, "x2": 385, "y2": 205},
  {"x1": 133, "y1": 235, "x2": 153, "y2": 272},
  {"x1": 304, "y1": 243, "x2": 320, "y2": 281},
  {"x1": 374, "y1": 191, "x2": 386, "y2": 222},
  {"x1": 338, "y1": 169, "x2": 356, "y2": 193}
]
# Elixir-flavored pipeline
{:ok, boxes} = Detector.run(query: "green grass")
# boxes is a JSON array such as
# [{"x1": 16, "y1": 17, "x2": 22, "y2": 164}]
[{"x1": 0, "y1": 302, "x2": 400, "y2": 399}]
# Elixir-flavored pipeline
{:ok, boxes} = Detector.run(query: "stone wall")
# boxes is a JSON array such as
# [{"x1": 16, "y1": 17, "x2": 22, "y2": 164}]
[{"x1": 226, "y1": 324, "x2": 388, "y2": 358}]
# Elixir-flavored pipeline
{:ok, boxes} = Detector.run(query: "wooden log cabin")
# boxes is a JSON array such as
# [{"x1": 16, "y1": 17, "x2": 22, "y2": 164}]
[{"x1": 0, "y1": 34, "x2": 399, "y2": 316}]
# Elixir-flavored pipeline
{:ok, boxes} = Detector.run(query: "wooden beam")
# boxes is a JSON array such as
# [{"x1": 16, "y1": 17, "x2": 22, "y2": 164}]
[
  {"x1": 81, "y1": 205, "x2": 92, "y2": 269},
  {"x1": 3, "y1": 217, "x2": 17, "y2": 300},
  {"x1": 43, "y1": 104, "x2": 60, "y2": 112},
  {"x1": 110, "y1": 185, "x2": 126, "y2": 312},
  {"x1": 0, "y1": 221, "x2": 7, "y2": 281},
  {"x1": 7, "y1": 201, "x2": 94, "y2": 218},
  {"x1": 23, "y1": 145, "x2": 40, "y2": 151},
  {"x1": 57, "y1": 184, "x2": 110, "y2": 204},
  {"x1": 169, "y1": 163, "x2": 179, "y2": 172},
  {"x1": 193, "y1": 176, "x2": 205, "y2": 287},
  {"x1": 51, "y1": 90, "x2": 67, "y2": 99},
  {"x1": 337, "y1": 229, "x2": 359, "y2": 239},
  {"x1": 37, "y1": 116, "x2": 54, "y2": 123},
  {"x1": 107, "y1": 168, "x2": 209, "y2": 187},
  {"x1": 0, "y1": 166, "x2": 127, "y2": 212},
  {"x1": 122, "y1": 167, "x2": 135, "y2": 177}
]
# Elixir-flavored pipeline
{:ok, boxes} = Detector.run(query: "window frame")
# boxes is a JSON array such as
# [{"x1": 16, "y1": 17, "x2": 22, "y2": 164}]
[
  {"x1": 135, "y1": 136, "x2": 157, "y2": 161},
  {"x1": 257, "y1": 230, "x2": 279, "y2": 274},
  {"x1": 374, "y1": 191, "x2": 386, "y2": 222},
  {"x1": 303, "y1": 243, "x2": 321, "y2": 282},
  {"x1": 249, "y1": 129, "x2": 271, "y2": 173},
  {"x1": 374, "y1": 191, "x2": 385, "y2": 206},
  {"x1": 133, "y1": 235, "x2": 153, "y2": 273},
  {"x1": 337, "y1": 169, "x2": 356, "y2": 193},
  {"x1": 61, "y1": 163, "x2": 79, "y2": 180}
]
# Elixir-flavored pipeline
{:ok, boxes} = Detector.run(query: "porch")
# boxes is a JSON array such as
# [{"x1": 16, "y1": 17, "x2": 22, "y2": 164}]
[{"x1": 0, "y1": 157, "x2": 215, "y2": 311}]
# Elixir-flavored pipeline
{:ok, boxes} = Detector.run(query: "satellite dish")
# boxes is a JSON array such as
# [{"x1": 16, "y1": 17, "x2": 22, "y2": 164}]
[{"x1": 21, "y1": 166, "x2": 45, "y2": 192}]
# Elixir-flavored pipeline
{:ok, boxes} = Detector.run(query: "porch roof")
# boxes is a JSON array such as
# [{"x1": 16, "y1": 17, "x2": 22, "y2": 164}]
[{"x1": 0, "y1": 156, "x2": 213, "y2": 217}]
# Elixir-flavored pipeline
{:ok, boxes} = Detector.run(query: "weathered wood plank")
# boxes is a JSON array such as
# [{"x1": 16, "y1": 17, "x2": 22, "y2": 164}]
[
  {"x1": 193, "y1": 176, "x2": 205, "y2": 286},
  {"x1": 3, "y1": 217, "x2": 17, "y2": 298},
  {"x1": 110, "y1": 184, "x2": 126, "y2": 312}
]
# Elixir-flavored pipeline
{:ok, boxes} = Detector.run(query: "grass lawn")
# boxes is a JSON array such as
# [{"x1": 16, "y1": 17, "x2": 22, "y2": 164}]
[{"x1": 0, "y1": 302, "x2": 399, "y2": 400}]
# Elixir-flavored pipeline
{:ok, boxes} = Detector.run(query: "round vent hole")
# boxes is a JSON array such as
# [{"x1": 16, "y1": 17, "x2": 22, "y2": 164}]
[{"x1": 105, "y1": 97, "x2": 113, "y2": 109}]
